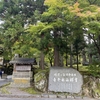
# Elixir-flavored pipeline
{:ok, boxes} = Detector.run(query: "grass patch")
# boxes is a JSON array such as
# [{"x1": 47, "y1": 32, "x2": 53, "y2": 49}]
[
  {"x1": 20, "y1": 87, "x2": 41, "y2": 94},
  {"x1": 0, "y1": 83, "x2": 10, "y2": 88},
  {"x1": 0, "y1": 86, "x2": 10, "y2": 94},
  {"x1": 73, "y1": 64, "x2": 89, "y2": 71}
]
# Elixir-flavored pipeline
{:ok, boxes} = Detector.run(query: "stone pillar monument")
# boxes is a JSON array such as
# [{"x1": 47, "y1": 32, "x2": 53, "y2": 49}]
[{"x1": 9, "y1": 58, "x2": 35, "y2": 87}]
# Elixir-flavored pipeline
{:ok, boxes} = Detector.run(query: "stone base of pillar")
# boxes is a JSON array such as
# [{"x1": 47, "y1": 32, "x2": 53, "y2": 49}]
[{"x1": 10, "y1": 71, "x2": 33, "y2": 87}]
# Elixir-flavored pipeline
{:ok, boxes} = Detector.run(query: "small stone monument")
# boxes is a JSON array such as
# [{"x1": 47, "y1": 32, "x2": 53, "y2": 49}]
[
  {"x1": 9, "y1": 57, "x2": 36, "y2": 87},
  {"x1": 48, "y1": 67, "x2": 83, "y2": 93}
]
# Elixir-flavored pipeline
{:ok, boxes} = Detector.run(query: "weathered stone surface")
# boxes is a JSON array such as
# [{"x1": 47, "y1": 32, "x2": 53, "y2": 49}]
[
  {"x1": 57, "y1": 94, "x2": 67, "y2": 98},
  {"x1": 82, "y1": 76, "x2": 100, "y2": 98},
  {"x1": 34, "y1": 71, "x2": 47, "y2": 92},
  {"x1": 41, "y1": 93, "x2": 49, "y2": 98},
  {"x1": 48, "y1": 67, "x2": 83, "y2": 93},
  {"x1": 48, "y1": 94, "x2": 57, "y2": 98},
  {"x1": 15, "y1": 65, "x2": 31, "y2": 71},
  {"x1": 67, "y1": 95, "x2": 75, "y2": 99},
  {"x1": 11, "y1": 78, "x2": 31, "y2": 87},
  {"x1": 33, "y1": 67, "x2": 100, "y2": 99},
  {"x1": 13, "y1": 72, "x2": 33, "y2": 78},
  {"x1": 11, "y1": 71, "x2": 33, "y2": 87},
  {"x1": 10, "y1": 57, "x2": 35, "y2": 88}
]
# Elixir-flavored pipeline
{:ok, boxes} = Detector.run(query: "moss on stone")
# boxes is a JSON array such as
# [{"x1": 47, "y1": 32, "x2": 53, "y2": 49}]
[
  {"x1": 94, "y1": 89, "x2": 100, "y2": 94},
  {"x1": 34, "y1": 72, "x2": 45, "y2": 82},
  {"x1": 34, "y1": 68, "x2": 49, "y2": 82},
  {"x1": 34, "y1": 68, "x2": 49, "y2": 92}
]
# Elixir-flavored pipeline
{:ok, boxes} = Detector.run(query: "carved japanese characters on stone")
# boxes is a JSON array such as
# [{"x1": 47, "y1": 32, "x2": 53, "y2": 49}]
[{"x1": 48, "y1": 67, "x2": 83, "y2": 93}]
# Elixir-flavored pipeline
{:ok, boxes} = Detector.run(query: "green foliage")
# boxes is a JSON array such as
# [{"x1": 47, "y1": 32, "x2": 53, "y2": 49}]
[
  {"x1": 27, "y1": 22, "x2": 53, "y2": 35},
  {"x1": 87, "y1": 43, "x2": 98, "y2": 55},
  {"x1": 86, "y1": 21, "x2": 100, "y2": 37},
  {"x1": 80, "y1": 3, "x2": 100, "y2": 56},
  {"x1": 0, "y1": 0, "x2": 45, "y2": 59},
  {"x1": 88, "y1": 61, "x2": 100, "y2": 78},
  {"x1": 37, "y1": 0, "x2": 72, "y2": 55},
  {"x1": 0, "y1": 0, "x2": 100, "y2": 69}
]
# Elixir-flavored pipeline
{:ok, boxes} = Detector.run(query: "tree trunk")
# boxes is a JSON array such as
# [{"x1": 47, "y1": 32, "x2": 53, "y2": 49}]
[
  {"x1": 82, "y1": 49, "x2": 87, "y2": 65},
  {"x1": 70, "y1": 44, "x2": 73, "y2": 67},
  {"x1": 39, "y1": 51, "x2": 44, "y2": 69},
  {"x1": 88, "y1": 34, "x2": 92, "y2": 64},
  {"x1": 66, "y1": 59, "x2": 68, "y2": 66},
  {"x1": 76, "y1": 53, "x2": 79, "y2": 71},
  {"x1": 49, "y1": 57, "x2": 53, "y2": 67},
  {"x1": 53, "y1": 31, "x2": 61, "y2": 67},
  {"x1": 59, "y1": 54, "x2": 64, "y2": 67},
  {"x1": 98, "y1": 35, "x2": 100, "y2": 57},
  {"x1": 50, "y1": 60, "x2": 53, "y2": 67},
  {"x1": 89, "y1": 54, "x2": 92, "y2": 64},
  {"x1": 54, "y1": 46, "x2": 60, "y2": 66},
  {"x1": 65, "y1": 49, "x2": 68, "y2": 66}
]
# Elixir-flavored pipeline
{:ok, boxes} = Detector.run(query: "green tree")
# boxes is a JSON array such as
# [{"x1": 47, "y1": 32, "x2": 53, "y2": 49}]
[
  {"x1": 27, "y1": 0, "x2": 72, "y2": 67},
  {"x1": 70, "y1": 1, "x2": 100, "y2": 62},
  {"x1": 81, "y1": 5, "x2": 100, "y2": 58},
  {"x1": 0, "y1": 0, "x2": 45, "y2": 59},
  {"x1": 73, "y1": 35, "x2": 86, "y2": 70},
  {"x1": 27, "y1": 0, "x2": 85, "y2": 67}
]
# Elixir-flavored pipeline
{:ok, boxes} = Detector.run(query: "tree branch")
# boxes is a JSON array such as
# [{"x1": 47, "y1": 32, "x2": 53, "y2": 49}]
[
  {"x1": 88, "y1": 0, "x2": 97, "y2": 5},
  {"x1": 89, "y1": 34, "x2": 100, "y2": 55}
]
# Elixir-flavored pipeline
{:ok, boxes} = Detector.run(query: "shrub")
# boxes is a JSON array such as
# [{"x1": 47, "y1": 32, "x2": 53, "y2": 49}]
[{"x1": 88, "y1": 60, "x2": 100, "y2": 78}]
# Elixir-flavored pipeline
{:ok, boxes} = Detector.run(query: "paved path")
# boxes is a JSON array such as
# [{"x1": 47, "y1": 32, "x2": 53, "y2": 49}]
[
  {"x1": 0, "y1": 96, "x2": 99, "y2": 100},
  {"x1": 0, "y1": 75, "x2": 12, "y2": 87}
]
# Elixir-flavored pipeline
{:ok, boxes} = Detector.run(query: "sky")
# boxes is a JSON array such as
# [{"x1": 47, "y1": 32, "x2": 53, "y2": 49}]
[{"x1": 0, "y1": 20, "x2": 4, "y2": 24}]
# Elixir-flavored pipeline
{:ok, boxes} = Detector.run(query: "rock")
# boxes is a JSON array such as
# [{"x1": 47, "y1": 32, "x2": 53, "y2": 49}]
[
  {"x1": 41, "y1": 93, "x2": 49, "y2": 98},
  {"x1": 34, "y1": 70, "x2": 100, "y2": 99},
  {"x1": 57, "y1": 94, "x2": 67, "y2": 98},
  {"x1": 34, "y1": 70, "x2": 47, "y2": 92},
  {"x1": 82, "y1": 76, "x2": 100, "y2": 98},
  {"x1": 48, "y1": 94, "x2": 57, "y2": 98}
]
